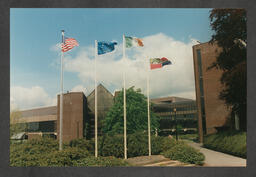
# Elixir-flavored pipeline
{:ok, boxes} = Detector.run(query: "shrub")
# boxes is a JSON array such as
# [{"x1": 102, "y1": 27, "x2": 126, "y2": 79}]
[
  {"x1": 69, "y1": 138, "x2": 94, "y2": 155},
  {"x1": 98, "y1": 135, "x2": 124, "y2": 158},
  {"x1": 159, "y1": 136, "x2": 176, "y2": 152},
  {"x1": 127, "y1": 132, "x2": 148, "y2": 157},
  {"x1": 10, "y1": 138, "x2": 91, "y2": 167},
  {"x1": 163, "y1": 142, "x2": 205, "y2": 165},
  {"x1": 10, "y1": 134, "x2": 205, "y2": 166},
  {"x1": 98, "y1": 132, "x2": 168, "y2": 158},
  {"x1": 43, "y1": 147, "x2": 91, "y2": 166},
  {"x1": 204, "y1": 131, "x2": 246, "y2": 158},
  {"x1": 97, "y1": 133, "x2": 183, "y2": 159}
]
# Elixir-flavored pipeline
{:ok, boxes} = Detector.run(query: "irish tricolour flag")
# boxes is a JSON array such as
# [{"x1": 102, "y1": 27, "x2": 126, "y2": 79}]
[{"x1": 125, "y1": 36, "x2": 144, "y2": 48}]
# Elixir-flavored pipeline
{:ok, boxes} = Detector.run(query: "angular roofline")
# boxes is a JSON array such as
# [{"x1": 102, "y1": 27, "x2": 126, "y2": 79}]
[{"x1": 87, "y1": 83, "x2": 114, "y2": 98}]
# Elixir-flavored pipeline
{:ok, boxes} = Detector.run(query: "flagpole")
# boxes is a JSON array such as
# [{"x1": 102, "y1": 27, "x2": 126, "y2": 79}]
[
  {"x1": 95, "y1": 40, "x2": 98, "y2": 158},
  {"x1": 147, "y1": 58, "x2": 151, "y2": 156},
  {"x1": 59, "y1": 30, "x2": 64, "y2": 151},
  {"x1": 123, "y1": 34, "x2": 127, "y2": 159}
]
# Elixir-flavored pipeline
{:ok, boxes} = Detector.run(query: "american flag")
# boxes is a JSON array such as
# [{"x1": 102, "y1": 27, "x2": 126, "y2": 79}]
[{"x1": 61, "y1": 37, "x2": 79, "y2": 52}]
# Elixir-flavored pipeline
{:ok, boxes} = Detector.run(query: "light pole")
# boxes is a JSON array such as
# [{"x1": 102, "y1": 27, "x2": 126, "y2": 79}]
[{"x1": 174, "y1": 108, "x2": 178, "y2": 141}]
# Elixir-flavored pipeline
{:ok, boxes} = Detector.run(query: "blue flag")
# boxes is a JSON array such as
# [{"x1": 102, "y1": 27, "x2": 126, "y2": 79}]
[{"x1": 98, "y1": 41, "x2": 117, "y2": 55}]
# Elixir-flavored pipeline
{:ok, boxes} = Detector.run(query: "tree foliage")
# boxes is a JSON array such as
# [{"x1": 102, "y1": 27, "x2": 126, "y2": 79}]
[
  {"x1": 102, "y1": 87, "x2": 159, "y2": 135},
  {"x1": 10, "y1": 110, "x2": 27, "y2": 136},
  {"x1": 209, "y1": 9, "x2": 247, "y2": 130}
]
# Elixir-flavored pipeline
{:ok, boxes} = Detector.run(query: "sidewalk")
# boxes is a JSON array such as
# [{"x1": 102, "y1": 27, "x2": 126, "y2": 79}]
[
  {"x1": 125, "y1": 155, "x2": 195, "y2": 167},
  {"x1": 184, "y1": 140, "x2": 246, "y2": 167}
]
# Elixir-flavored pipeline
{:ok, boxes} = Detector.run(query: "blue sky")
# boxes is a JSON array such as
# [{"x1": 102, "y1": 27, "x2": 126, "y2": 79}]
[{"x1": 10, "y1": 8, "x2": 213, "y2": 110}]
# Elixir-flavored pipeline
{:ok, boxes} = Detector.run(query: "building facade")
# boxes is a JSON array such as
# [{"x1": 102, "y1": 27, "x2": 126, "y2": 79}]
[
  {"x1": 12, "y1": 84, "x2": 197, "y2": 141},
  {"x1": 193, "y1": 42, "x2": 231, "y2": 142},
  {"x1": 151, "y1": 97, "x2": 198, "y2": 134},
  {"x1": 12, "y1": 84, "x2": 114, "y2": 142}
]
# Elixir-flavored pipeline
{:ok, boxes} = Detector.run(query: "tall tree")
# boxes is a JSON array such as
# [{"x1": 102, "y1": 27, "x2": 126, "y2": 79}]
[
  {"x1": 102, "y1": 87, "x2": 159, "y2": 135},
  {"x1": 10, "y1": 110, "x2": 27, "y2": 136},
  {"x1": 209, "y1": 9, "x2": 247, "y2": 130}
]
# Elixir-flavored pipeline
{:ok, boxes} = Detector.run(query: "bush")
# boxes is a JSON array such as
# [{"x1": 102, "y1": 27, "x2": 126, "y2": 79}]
[
  {"x1": 163, "y1": 142, "x2": 205, "y2": 165},
  {"x1": 127, "y1": 132, "x2": 148, "y2": 157},
  {"x1": 98, "y1": 132, "x2": 169, "y2": 158},
  {"x1": 99, "y1": 135, "x2": 124, "y2": 158},
  {"x1": 69, "y1": 138, "x2": 94, "y2": 155},
  {"x1": 10, "y1": 134, "x2": 205, "y2": 166},
  {"x1": 159, "y1": 136, "x2": 176, "y2": 152},
  {"x1": 10, "y1": 138, "x2": 91, "y2": 166},
  {"x1": 204, "y1": 131, "x2": 246, "y2": 158}
]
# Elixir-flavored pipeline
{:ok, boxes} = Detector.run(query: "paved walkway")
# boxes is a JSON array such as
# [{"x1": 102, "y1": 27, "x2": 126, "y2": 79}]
[
  {"x1": 184, "y1": 140, "x2": 246, "y2": 167},
  {"x1": 125, "y1": 155, "x2": 195, "y2": 167}
]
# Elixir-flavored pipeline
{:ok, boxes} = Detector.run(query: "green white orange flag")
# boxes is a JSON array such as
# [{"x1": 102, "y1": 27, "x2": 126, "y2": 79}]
[{"x1": 125, "y1": 36, "x2": 144, "y2": 48}]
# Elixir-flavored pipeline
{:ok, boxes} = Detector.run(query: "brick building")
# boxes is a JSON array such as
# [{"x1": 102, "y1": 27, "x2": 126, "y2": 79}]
[
  {"x1": 12, "y1": 84, "x2": 113, "y2": 142},
  {"x1": 12, "y1": 84, "x2": 197, "y2": 142},
  {"x1": 193, "y1": 42, "x2": 231, "y2": 142}
]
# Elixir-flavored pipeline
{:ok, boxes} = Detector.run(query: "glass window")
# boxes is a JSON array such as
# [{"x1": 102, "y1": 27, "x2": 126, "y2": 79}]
[{"x1": 197, "y1": 49, "x2": 206, "y2": 134}]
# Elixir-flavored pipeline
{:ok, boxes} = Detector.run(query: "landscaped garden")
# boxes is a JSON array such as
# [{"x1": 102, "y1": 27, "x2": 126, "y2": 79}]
[
  {"x1": 203, "y1": 131, "x2": 246, "y2": 158},
  {"x1": 10, "y1": 132, "x2": 205, "y2": 166}
]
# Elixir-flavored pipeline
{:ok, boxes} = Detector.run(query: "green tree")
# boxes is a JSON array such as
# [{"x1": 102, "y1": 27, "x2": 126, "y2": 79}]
[
  {"x1": 10, "y1": 109, "x2": 27, "y2": 136},
  {"x1": 102, "y1": 87, "x2": 159, "y2": 135},
  {"x1": 209, "y1": 9, "x2": 246, "y2": 130}
]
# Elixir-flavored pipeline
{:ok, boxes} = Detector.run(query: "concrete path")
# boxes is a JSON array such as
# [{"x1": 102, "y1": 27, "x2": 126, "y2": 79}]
[
  {"x1": 125, "y1": 155, "x2": 195, "y2": 167},
  {"x1": 184, "y1": 140, "x2": 246, "y2": 167}
]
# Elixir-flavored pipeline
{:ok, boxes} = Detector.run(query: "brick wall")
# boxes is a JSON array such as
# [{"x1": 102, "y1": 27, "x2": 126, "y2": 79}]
[
  {"x1": 57, "y1": 92, "x2": 85, "y2": 142},
  {"x1": 193, "y1": 42, "x2": 230, "y2": 141}
]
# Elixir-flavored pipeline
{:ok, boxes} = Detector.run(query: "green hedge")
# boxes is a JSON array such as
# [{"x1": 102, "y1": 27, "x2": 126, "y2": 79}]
[
  {"x1": 163, "y1": 141, "x2": 205, "y2": 165},
  {"x1": 10, "y1": 138, "x2": 128, "y2": 167},
  {"x1": 203, "y1": 131, "x2": 246, "y2": 158},
  {"x1": 10, "y1": 133, "x2": 205, "y2": 166},
  {"x1": 69, "y1": 133, "x2": 205, "y2": 165}
]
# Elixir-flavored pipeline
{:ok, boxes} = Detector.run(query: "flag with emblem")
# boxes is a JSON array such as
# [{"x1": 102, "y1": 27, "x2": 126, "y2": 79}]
[{"x1": 150, "y1": 57, "x2": 172, "y2": 69}]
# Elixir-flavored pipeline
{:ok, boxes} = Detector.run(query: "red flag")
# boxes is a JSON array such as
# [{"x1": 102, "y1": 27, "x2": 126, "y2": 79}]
[
  {"x1": 61, "y1": 38, "x2": 79, "y2": 52},
  {"x1": 150, "y1": 57, "x2": 172, "y2": 70}
]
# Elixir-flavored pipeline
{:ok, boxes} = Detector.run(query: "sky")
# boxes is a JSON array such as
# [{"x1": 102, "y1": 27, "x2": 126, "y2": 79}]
[{"x1": 10, "y1": 8, "x2": 213, "y2": 110}]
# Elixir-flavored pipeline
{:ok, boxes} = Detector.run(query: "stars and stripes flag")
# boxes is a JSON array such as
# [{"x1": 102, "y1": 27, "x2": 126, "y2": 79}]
[{"x1": 61, "y1": 37, "x2": 79, "y2": 52}]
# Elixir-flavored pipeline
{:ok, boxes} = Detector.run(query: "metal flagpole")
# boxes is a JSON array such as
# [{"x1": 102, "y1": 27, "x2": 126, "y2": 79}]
[
  {"x1": 95, "y1": 40, "x2": 98, "y2": 157},
  {"x1": 123, "y1": 34, "x2": 127, "y2": 159},
  {"x1": 147, "y1": 59, "x2": 151, "y2": 156},
  {"x1": 59, "y1": 30, "x2": 64, "y2": 151}
]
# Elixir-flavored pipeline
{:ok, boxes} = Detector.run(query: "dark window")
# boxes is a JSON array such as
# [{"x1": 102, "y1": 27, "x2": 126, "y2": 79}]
[{"x1": 197, "y1": 49, "x2": 206, "y2": 134}]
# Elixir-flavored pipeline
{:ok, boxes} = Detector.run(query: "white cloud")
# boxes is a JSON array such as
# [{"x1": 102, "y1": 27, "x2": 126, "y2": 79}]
[
  {"x1": 10, "y1": 86, "x2": 56, "y2": 111},
  {"x1": 71, "y1": 85, "x2": 87, "y2": 94},
  {"x1": 63, "y1": 33, "x2": 197, "y2": 100},
  {"x1": 50, "y1": 43, "x2": 62, "y2": 52},
  {"x1": 12, "y1": 33, "x2": 197, "y2": 110}
]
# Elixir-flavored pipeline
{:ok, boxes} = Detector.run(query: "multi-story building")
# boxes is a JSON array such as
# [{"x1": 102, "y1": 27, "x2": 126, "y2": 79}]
[
  {"x1": 151, "y1": 97, "x2": 198, "y2": 134},
  {"x1": 11, "y1": 84, "x2": 198, "y2": 141},
  {"x1": 193, "y1": 42, "x2": 231, "y2": 142},
  {"x1": 11, "y1": 84, "x2": 113, "y2": 142}
]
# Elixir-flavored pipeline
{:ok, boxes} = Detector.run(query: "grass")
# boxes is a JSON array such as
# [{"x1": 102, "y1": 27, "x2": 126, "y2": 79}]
[{"x1": 179, "y1": 133, "x2": 199, "y2": 142}]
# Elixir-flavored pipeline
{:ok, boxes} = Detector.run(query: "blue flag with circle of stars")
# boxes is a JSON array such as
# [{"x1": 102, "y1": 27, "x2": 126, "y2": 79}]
[{"x1": 97, "y1": 41, "x2": 117, "y2": 55}]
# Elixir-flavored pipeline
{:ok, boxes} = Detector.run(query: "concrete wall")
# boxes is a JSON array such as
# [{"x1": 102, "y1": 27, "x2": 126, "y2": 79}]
[{"x1": 193, "y1": 42, "x2": 230, "y2": 141}]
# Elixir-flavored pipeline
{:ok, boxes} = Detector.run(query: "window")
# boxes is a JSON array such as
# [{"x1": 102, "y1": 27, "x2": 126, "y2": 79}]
[{"x1": 196, "y1": 49, "x2": 206, "y2": 134}]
